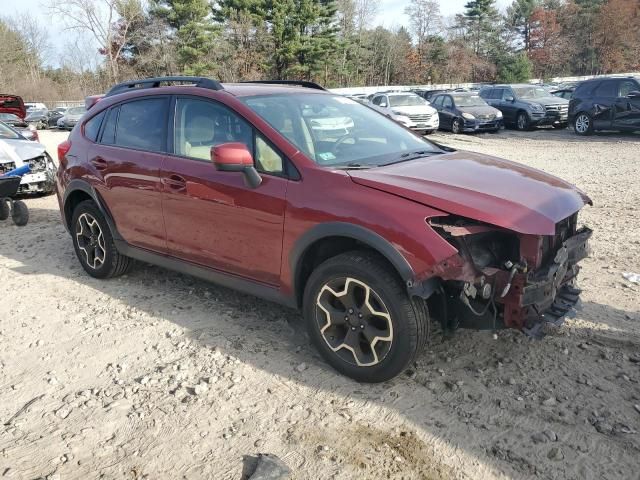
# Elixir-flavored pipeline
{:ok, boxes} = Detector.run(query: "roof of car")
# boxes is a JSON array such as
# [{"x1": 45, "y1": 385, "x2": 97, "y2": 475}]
[{"x1": 222, "y1": 83, "x2": 328, "y2": 97}]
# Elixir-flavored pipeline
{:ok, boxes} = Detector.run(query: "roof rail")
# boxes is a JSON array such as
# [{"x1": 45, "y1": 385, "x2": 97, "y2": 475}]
[
  {"x1": 238, "y1": 80, "x2": 326, "y2": 91},
  {"x1": 105, "y1": 76, "x2": 224, "y2": 97}
]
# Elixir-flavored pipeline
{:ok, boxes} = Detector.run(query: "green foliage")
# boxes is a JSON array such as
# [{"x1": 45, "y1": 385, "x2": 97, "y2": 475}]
[
  {"x1": 497, "y1": 52, "x2": 532, "y2": 82},
  {"x1": 150, "y1": 0, "x2": 218, "y2": 73}
]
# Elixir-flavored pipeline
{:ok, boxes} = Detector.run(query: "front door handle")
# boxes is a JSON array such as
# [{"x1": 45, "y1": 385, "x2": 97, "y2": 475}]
[
  {"x1": 90, "y1": 156, "x2": 107, "y2": 171},
  {"x1": 162, "y1": 174, "x2": 187, "y2": 192}
]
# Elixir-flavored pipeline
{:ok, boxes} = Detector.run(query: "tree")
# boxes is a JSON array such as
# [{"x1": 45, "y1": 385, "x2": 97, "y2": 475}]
[
  {"x1": 528, "y1": 6, "x2": 568, "y2": 78},
  {"x1": 505, "y1": 0, "x2": 539, "y2": 51},
  {"x1": 48, "y1": 0, "x2": 143, "y2": 82},
  {"x1": 497, "y1": 52, "x2": 532, "y2": 81},
  {"x1": 150, "y1": 0, "x2": 218, "y2": 74},
  {"x1": 594, "y1": 0, "x2": 640, "y2": 73}
]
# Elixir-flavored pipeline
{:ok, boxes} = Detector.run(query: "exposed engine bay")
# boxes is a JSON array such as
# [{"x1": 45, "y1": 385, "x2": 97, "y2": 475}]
[{"x1": 425, "y1": 214, "x2": 592, "y2": 336}]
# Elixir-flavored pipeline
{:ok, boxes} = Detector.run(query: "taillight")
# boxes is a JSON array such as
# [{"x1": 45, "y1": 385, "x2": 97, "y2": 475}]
[{"x1": 57, "y1": 140, "x2": 71, "y2": 167}]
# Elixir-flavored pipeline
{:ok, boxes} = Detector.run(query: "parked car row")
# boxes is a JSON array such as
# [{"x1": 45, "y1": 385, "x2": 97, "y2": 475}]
[{"x1": 344, "y1": 75, "x2": 640, "y2": 136}]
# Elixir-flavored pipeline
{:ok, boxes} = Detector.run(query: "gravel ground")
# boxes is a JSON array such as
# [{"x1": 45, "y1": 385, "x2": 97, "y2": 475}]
[{"x1": 1, "y1": 128, "x2": 639, "y2": 479}]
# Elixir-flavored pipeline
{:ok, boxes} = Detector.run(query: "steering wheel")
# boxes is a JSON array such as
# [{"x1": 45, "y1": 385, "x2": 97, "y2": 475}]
[{"x1": 331, "y1": 133, "x2": 358, "y2": 153}]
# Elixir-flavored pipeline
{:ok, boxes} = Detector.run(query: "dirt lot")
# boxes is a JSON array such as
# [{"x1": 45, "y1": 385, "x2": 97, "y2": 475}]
[{"x1": 1, "y1": 128, "x2": 639, "y2": 479}]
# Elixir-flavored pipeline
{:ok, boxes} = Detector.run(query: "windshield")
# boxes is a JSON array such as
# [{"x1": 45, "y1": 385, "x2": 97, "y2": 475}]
[
  {"x1": 26, "y1": 109, "x2": 46, "y2": 117},
  {"x1": 0, "y1": 113, "x2": 19, "y2": 121},
  {"x1": 0, "y1": 122, "x2": 21, "y2": 140},
  {"x1": 453, "y1": 95, "x2": 488, "y2": 107},
  {"x1": 242, "y1": 94, "x2": 440, "y2": 167},
  {"x1": 388, "y1": 95, "x2": 426, "y2": 107},
  {"x1": 68, "y1": 107, "x2": 86, "y2": 115},
  {"x1": 513, "y1": 87, "x2": 548, "y2": 99}
]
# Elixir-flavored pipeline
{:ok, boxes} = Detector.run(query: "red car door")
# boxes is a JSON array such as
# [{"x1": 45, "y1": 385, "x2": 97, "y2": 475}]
[
  {"x1": 161, "y1": 96, "x2": 288, "y2": 286},
  {"x1": 90, "y1": 97, "x2": 169, "y2": 253}
]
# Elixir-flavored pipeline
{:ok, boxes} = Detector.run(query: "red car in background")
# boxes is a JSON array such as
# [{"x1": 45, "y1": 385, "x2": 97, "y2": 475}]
[
  {"x1": 56, "y1": 77, "x2": 592, "y2": 382},
  {"x1": 0, "y1": 94, "x2": 27, "y2": 120}
]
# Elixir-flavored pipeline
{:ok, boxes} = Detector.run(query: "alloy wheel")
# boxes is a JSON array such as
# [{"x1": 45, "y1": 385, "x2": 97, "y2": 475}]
[
  {"x1": 75, "y1": 213, "x2": 106, "y2": 269},
  {"x1": 517, "y1": 113, "x2": 528, "y2": 130},
  {"x1": 575, "y1": 114, "x2": 590, "y2": 134},
  {"x1": 452, "y1": 119, "x2": 461, "y2": 134},
  {"x1": 315, "y1": 277, "x2": 393, "y2": 367}
]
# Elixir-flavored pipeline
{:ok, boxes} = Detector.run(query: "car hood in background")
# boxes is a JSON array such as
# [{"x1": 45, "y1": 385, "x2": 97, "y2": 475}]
[
  {"x1": 348, "y1": 151, "x2": 590, "y2": 236},
  {"x1": 0, "y1": 139, "x2": 46, "y2": 164},
  {"x1": 528, "y1": 96, "x2": 569, "y2": 106},
  {"x1": 390, "y1": 105, "x2": 437, "y2": 116},
  {"x1": 458, "y1": 105, "x2": 500, "y2": 116}
]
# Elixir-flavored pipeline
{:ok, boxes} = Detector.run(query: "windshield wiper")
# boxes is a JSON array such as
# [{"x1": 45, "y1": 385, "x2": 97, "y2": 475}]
[
  {"x1": 331, "y1": 162, "x2": 373, "y2": 170},
  {"x1": 381, "y1": 150, "x2": 443, "y2": 166}
]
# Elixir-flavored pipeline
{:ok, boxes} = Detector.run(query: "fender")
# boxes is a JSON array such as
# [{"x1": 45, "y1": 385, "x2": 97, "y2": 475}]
[
  {"x1": 290, "y1": 222, "x2": 438, "y2": 299},
  {"x1": 62, "y1": 179, "x2": 122, "y2": 242}
]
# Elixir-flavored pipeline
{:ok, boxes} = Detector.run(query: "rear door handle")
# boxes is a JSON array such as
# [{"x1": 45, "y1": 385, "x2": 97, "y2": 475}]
[
  {"x1": 90, "y1": 156, "x2": 107, "y2": 171},
  {"x1": 162, "y1": 174, "x2": 187, "y2": 192}
]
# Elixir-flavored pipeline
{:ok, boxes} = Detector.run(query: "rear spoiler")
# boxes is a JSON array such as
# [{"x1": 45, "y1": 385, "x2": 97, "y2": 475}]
[{"x1": 85, "y1": 94, "x2": 105, "y2": 110}]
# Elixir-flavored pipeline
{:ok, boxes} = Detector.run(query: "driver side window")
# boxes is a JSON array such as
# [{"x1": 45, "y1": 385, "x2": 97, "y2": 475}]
[
  {"x1": 174, "y1": 98, "x2": 253, "y2": 161},
  {"x1": 619, "y1": 80, "x2": 638, "y2": 97},
  {"x1": 442, "y1": 96, "x2": 453, "y2": 109}
]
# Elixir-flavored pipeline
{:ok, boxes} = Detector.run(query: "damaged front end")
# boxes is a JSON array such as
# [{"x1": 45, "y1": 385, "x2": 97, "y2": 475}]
[{"x1": 422, "y1": 214, "x2": 592, "y2": 335}]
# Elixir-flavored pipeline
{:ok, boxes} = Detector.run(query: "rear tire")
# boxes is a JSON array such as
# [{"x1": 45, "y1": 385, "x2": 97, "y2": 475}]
[
  {"x1": 11, "y1": 200, "x2": 29, "y2": 226},
  {"x1": 303, "y1": 251, "x2": 429, "y2": 383},
  {"x1": 0, "y1": 199, "x2": 9, "y2": 221},
  {"x1": 71, "y1": 200, "x2": 133, "y2": 279},
  {"x1": 574, "y1": 113, "x2": 593, "y2": 136}
]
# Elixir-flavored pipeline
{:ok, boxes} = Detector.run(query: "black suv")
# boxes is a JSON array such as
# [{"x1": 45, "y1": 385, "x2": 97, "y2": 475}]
[
  {"x1": 479, "y1": 84, "x2": 569, "y2": 130},
  {"x1": 569, "y1": 77, "x2": 640, "y2": 136}
]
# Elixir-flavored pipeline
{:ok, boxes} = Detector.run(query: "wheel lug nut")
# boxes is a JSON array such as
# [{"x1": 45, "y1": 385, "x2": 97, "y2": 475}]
[
  {"x1": 351, "y1": 327, "x2": 356, "y2": 331},
  {"x1": 348, "y1": 308, "x2": 354, "y2": 314},
  {"x1": 358, "y1": 313, "x2": 363, "y2": 318},
  {"x1": 344, "y1": 316, "x2": 349, "y2": 321},
  {"x1": 360, "y1": 324, "x2": 364, "y2": 329}
]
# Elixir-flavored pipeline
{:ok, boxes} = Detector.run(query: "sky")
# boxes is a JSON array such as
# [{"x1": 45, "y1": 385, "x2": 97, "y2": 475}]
[{"x1": 5, "y1": 0, "x2": 512, "y2": 67}]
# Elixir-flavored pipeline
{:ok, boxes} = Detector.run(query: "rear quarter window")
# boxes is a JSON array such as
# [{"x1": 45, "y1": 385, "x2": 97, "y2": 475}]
[{"x1": 84, "y1": 110, "x2": 106, "y2": 142}]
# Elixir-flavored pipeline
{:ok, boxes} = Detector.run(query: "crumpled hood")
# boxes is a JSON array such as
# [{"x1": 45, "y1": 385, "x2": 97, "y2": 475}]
[
  {"x1": 0, "y1": 139, "x2": 46, "y2": 165},
  {"x1": 348, "y1": 151, "x2": 590, "y2": 236}
]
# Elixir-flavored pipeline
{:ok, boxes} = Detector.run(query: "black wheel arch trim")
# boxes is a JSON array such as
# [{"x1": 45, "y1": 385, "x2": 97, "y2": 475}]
[
  {"x1": 290, "y1": 222, "x2": 429, "y2": 301},
  {"x1": 63, "y1": 179, "x2": 122, "y2": 241}
]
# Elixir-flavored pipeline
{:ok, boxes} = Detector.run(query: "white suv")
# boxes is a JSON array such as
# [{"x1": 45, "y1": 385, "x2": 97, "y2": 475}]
[{"x1": 369, "y1": 92, "x2": 439, "y2": 135}]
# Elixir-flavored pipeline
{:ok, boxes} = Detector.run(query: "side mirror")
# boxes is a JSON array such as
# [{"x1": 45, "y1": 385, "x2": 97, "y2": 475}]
[
  {"x1": 212, "y1": 142, "x2": 262, "y2": 189},
  {"x1": 627, "y1": 91, "x2": 640, "y2": 98},
  {"x1": 505, "y1": 96, "x2": 515, "y2": 103}
]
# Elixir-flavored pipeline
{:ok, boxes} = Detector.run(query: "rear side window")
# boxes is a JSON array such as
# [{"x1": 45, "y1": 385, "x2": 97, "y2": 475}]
[
  {"x1": 84, "y1": 110, "x2": 105, "y2": 142},
  {"x1": 479, "y1": 88, "x2": 491, "y2": 99},
  {"x1": 492, "y1": 88, "x2": 503, "y2": 100},
  {"x1": 115, "y1": 98, "x2": 169, "y2": 152},
  {"x1": 372, "y1": 96, "x2": 383, "y2": 106},
  {"x1": 619, "y1": 80, "x2": 639, "y2": 97},
  {"x1": 442, "y1": 96, "x2": 453, "y2": 109},
  {"x1": 594, "y1": 81, "x2": 617, "y2": 98}
]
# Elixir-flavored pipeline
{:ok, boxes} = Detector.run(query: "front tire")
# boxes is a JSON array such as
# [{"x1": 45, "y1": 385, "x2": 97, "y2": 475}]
[
  {"x1": 303, "y1": 251, "x2": 429, "y2": 383},
  {"x1": 516, "y1": 111, "x2": 531, "y2": 131},
  {"x1": 451, "y1": 118, "x2": 462, "y2": 134},
  {"x1": 574, "y1": 113, "x2": 593, "y2": 136},
  {"x1": 71, "y1": 200, "x2": 132, "y2": 279}
]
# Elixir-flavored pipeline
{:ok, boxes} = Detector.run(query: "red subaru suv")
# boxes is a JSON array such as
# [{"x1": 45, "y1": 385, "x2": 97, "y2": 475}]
[{"x1": 56, "y1": 77, "x2": 592, "y2": 382}]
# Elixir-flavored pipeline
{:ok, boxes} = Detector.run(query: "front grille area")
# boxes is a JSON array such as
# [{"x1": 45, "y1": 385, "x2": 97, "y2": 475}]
[
  {"x1": 407, "y1": 113, "x2": 433, "y2": 122},
  {"x1": 0, "y1": 162, "x2": 16, "y2": 174},
  {"x1": 545, "y1": 104, "x2": 569, "y2": 114},
  {"x1": 477, "y1": 113, "x2": 496, "y2": 121}
]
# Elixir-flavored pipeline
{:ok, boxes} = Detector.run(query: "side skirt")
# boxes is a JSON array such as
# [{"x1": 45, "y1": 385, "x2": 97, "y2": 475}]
[{"x1": 114, "y1": 240, "x2": 298, "y2": 310}]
